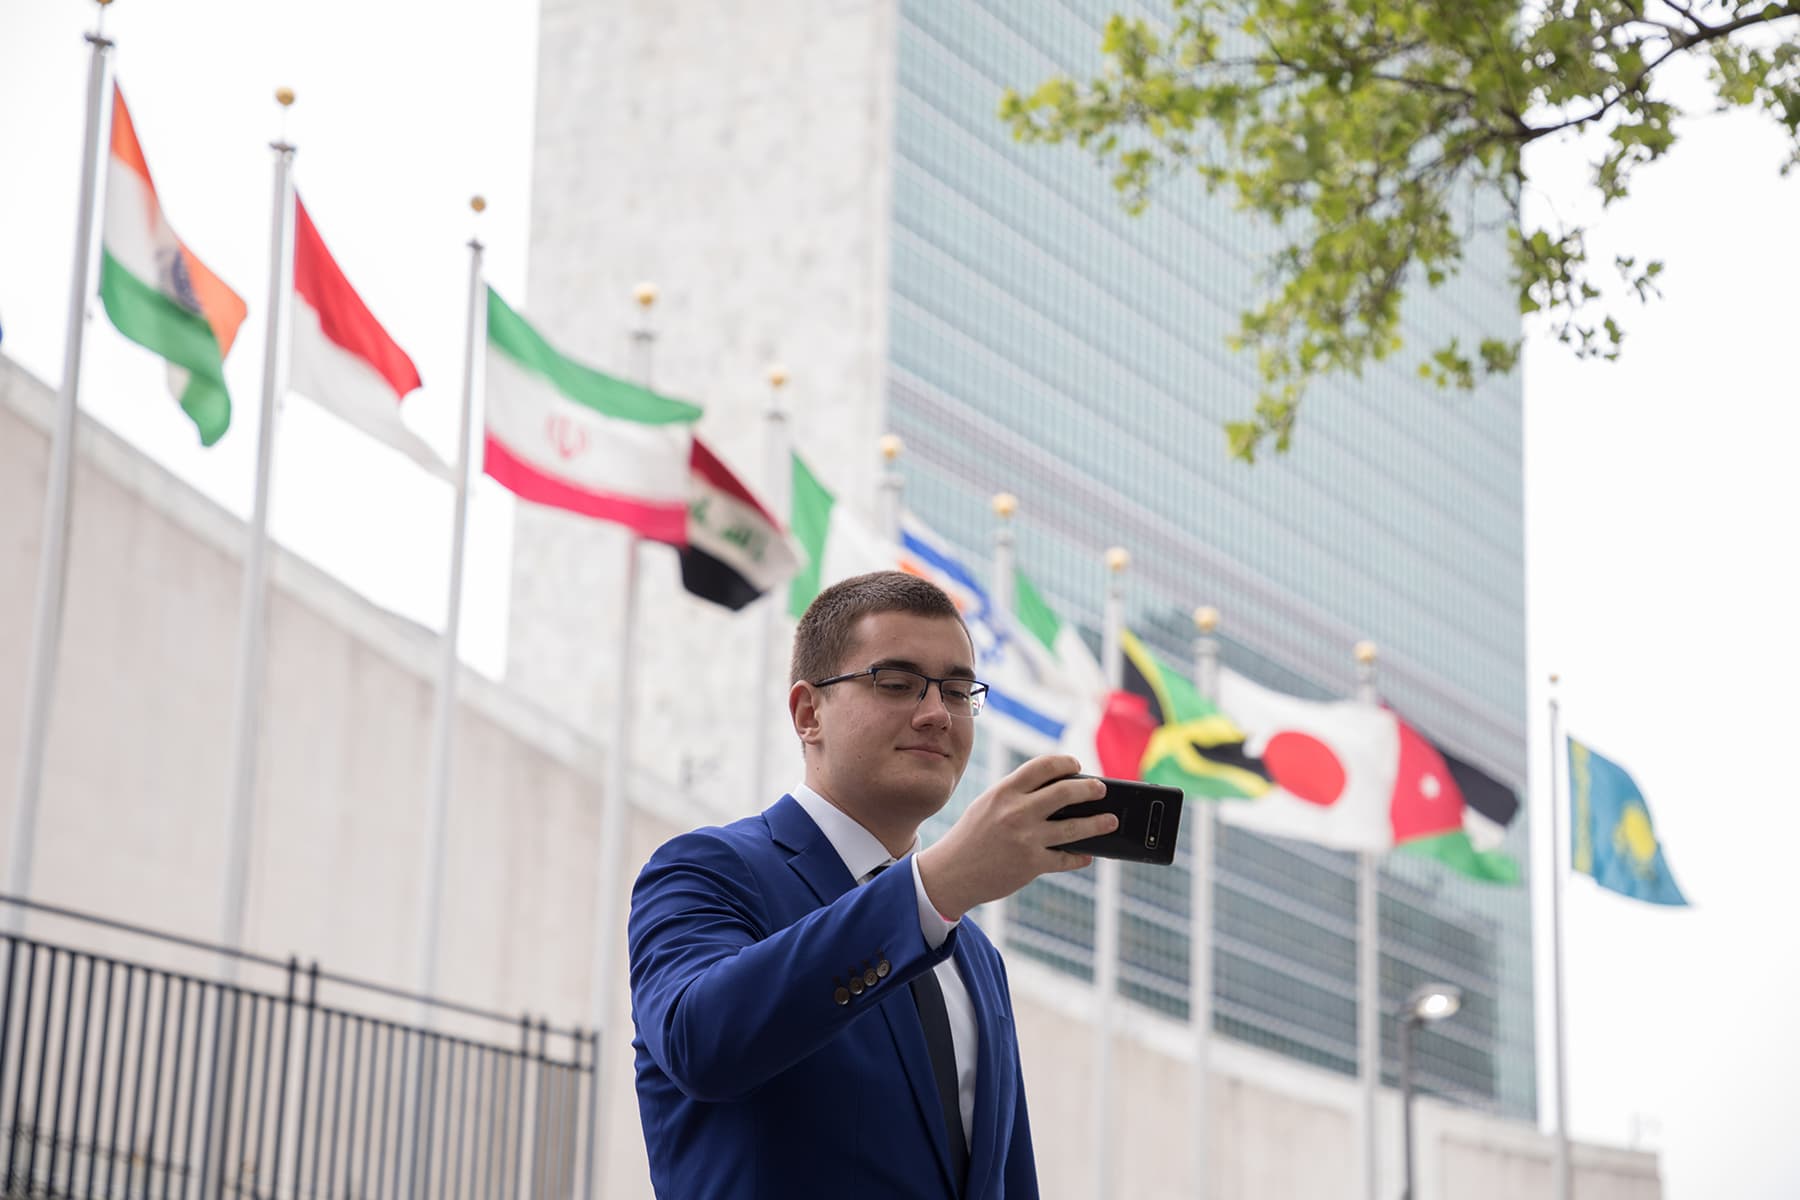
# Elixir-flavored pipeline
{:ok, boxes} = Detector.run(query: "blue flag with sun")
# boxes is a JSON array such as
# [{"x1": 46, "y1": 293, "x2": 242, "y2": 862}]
[{"x1": 1568, "y1": 738, "x2": 1689, "y2": 907}]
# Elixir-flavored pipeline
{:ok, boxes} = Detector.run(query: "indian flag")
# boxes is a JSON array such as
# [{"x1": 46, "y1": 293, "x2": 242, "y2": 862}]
[
  {"x1": 99, "y1": 84, "x2": 246, "y2": 446},
  {"x1": 483, "y1": 288, "x2": 702, "y2": 544},
  {"x1": 786, "y1": 452, "x2": 901, "y2": 617}
]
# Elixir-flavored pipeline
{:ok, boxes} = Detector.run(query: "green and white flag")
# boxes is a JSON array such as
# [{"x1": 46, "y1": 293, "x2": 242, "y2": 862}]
[{"x1": 786, "y1": 452, "x2": 900, "y2": 617}]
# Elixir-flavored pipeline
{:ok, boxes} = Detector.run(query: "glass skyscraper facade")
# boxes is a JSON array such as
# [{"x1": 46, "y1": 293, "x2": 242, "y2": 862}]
[{"x1": 890, "y1": 1, "x2": 1535, "y2": 1117}]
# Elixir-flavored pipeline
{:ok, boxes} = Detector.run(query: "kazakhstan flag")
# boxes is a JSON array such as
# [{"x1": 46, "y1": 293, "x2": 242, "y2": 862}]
[{"x1": 1569, "y1": 738, "x2": 1689, "y2": 907}]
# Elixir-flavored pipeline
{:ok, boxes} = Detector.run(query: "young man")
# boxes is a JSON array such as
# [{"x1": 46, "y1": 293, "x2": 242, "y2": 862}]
[{"x1": 628, "y1": 571, "x2": 1116, "y2": 1198}]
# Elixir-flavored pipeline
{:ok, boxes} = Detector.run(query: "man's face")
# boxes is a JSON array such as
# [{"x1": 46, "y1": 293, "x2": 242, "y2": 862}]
[{"x1": 796, "y1": 610, "x2": 977, "y2": 834}]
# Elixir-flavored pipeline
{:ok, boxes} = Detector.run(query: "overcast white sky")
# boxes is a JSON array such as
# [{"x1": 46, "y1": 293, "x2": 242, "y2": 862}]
[{"x1": 3, "y1": 3, "x2": 1797, "y2": 1197}]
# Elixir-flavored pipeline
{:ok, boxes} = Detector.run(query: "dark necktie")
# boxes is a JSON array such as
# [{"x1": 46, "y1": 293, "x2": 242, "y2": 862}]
[{"x1": 869, "y1": 863, "x2": 970, "y2": 1192}]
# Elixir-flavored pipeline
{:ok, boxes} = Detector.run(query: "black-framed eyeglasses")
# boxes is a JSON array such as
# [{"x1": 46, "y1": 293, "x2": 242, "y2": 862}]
[{"x1": 811, "y1": 667, "x2": 990, "y2": 718}]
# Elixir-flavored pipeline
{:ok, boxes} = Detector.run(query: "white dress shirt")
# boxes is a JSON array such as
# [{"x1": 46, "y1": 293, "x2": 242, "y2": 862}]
[{"x1": 791, "y1": 783, "x2": 978, "y2": 1148}]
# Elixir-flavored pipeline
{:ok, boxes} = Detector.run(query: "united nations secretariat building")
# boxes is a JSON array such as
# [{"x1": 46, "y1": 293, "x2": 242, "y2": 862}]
[{"x1": 0, "y1": 2, "x2": 1664, "y2": 1198}]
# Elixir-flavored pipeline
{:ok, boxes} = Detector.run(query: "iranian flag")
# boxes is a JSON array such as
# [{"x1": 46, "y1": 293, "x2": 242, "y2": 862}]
[
  {"x1": 99, "y1": 84, "x2": 246, "y2": 446},
  {"x1": 785, "y1": 452, "x2": 901, "y2": 617},
  {"x1": 289, "y1": 195, "x2": 445, "y2": 477},
  {"x1": 483, "y1": 288, "x2": 702, "y2": 544}
]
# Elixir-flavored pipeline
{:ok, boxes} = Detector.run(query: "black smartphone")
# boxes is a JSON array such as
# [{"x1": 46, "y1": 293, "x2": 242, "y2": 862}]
[{"x1": 1047, "y1": 776, "x2": 1184, "y2": 865}]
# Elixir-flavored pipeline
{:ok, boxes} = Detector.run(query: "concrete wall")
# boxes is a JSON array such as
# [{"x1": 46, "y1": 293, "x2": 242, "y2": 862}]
[
  {"x1": 511, "y1": 0, "x2": 904, "y2": 806},
  {"x1": 0, "y1": 358, "x2": 1660, "y2": 1198}
]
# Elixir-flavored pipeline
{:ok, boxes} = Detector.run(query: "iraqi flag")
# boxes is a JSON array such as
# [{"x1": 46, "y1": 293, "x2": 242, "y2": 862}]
[
  {"x1": 288, "y1": 196, "x2": 447, "y2": 478},
  {"x1": 679, "y1": 438, "x2": 802, "y2": 610},
  {"x1": 1216, "y1": 668, "x2": 1462, "y2": 852}
]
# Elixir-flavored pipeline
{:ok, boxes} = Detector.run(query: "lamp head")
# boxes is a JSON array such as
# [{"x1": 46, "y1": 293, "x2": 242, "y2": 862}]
[{"x1": 1404, "y1": 982, "x2": 1462, "y2": 1023}]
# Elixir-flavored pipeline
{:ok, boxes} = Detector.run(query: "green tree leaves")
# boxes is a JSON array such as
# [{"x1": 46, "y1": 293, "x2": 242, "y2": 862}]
[{"x1": 1000, "y1": 0, "x2": 1800, "y2": 460}]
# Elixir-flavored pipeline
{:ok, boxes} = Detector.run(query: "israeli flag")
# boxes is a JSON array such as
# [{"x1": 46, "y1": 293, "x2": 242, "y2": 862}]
[{"x1": 898, "y1": 515, "x2": 1092, "y2": 755}]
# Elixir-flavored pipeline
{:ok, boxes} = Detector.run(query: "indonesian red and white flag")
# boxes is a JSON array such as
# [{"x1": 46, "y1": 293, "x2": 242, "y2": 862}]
[{"x1": 289, "y1": 196, "x2": 446, "y2": 477}]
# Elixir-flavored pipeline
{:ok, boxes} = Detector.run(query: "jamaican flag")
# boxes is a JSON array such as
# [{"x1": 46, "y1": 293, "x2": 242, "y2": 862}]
[{"x1": 1099, "y1": 630, "x2": 1271, "y2": 800}]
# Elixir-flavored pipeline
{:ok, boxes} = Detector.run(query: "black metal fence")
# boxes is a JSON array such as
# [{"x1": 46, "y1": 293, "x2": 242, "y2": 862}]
[{"x1": 0, "y1": 897, "x2": 596, "y2": 1200}]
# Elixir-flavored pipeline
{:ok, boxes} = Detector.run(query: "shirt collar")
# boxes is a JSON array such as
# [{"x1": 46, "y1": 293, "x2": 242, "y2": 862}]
[{"x1": 790, "y1": 782, "x2": 919, "y2": 884}]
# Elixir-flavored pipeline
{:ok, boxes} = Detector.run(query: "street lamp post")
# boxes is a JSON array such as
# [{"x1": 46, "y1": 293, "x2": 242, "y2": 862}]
[{"x1": 1399, "y1": 982, "x2": 1463, "y2": 1200}]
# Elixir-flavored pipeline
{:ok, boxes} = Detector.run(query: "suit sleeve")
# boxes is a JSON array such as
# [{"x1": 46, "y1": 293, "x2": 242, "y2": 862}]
[{"x1": 628, "y1": 830, "x2": 956, "y2": 1103}]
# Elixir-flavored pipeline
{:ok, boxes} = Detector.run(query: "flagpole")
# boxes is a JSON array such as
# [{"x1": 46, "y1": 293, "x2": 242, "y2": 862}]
[
  {"x1": 6, "y1": 10, "x2": 114, "y2": 926},
  {"x1": 1548, "y1": 675, "x2": 1572, "y2": 1200},
  {"x1": 984, "y1": 491, "x2": 1018, "y2": 948},
  {"x1": 589, "y1": 279, "x2": 659, "y2": 1196},
  {"x1": 1189, "y1": 605, "x2": 1221, "y2": 1200},
  {"x1": 1353, "y1": 638, "x2": 1380, "y2": 1200},
  {"x1": 218, "y1": 89, "x2": 297, "y2": 958},
  {"x1": 1093, "y1": 546, "x2": 1128, "y2": 1200},
  {"x1": 878, "y1": 434, "x2": 904, "y2": 542},
  {"x1": 750, "y1": 363, "x2": 790, "y2": 805},
  {"x1": 416, "y1": 198, "x2": 486, "y2": 1011}
]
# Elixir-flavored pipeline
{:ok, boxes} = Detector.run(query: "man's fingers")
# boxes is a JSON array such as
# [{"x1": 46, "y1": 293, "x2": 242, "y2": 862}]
[
  {"x1": 1043, "y1": 812, "x2": 1118, "y2": 848},
  {"x1": 1007, "y1": 754, "x2": 1085, "y2": 792},
  {"x1": 1020, "y1": 773, "x2": 1107, "y2": 818},
  {"x1": 1044, "y1": 851, "x2": 1094, "y2": 874}
]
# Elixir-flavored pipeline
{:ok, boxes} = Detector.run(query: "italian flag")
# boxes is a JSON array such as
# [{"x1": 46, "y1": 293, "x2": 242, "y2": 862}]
[
  {"x1": 99, "y1": 84, "x2": 246, "y2": 447},
  {"x1": 483, "y1": 288, "x2": 702, "y2": 544},
  {"x1": 785, "y1": 452, "x2": 901, "y2": 618},
  {"x1": 289, "y1": 195, "x2": 444, "y2": 477}
]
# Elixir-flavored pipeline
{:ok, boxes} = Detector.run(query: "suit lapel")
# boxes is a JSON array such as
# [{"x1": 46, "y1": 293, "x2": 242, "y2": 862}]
[
  {"x1": 878, "y1": 979, "x2": 959, "y2": 1195},
  {"x1": 766, "y1": 796, "x2": 959, "y2": 1195},
  {"x1": 956, "y1": 933, "x2": 1008, "y2": 1200},
  {"x1": 766, "y1": 794, "x2": 855, "y2": 907}
]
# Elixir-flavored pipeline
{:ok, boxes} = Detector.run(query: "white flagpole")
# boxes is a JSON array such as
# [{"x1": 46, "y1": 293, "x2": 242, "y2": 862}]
[
  {"x1": 984, "y1": 491, "x2": 1019, "y2": 948},
  {"x1": 218, "y1": 90, "x2": 297, "y2": 957},
  {"x1": 1190, "y1": 605, "x2": 1221, "y2": 1200},
  {"x1": 589, "y1": 279, "x2": 659, "y2": 1193},
  {"x1": 878, "y1": 434, "x2": 904, "y2": 542},
  {"x1": 1353, "y1": 638, "x2": 1381, "y2": 1200},
  {"x1": 1548, "y1": 675, "x2": 1573, "y2": 1200},
  {"x1": 1093, "y1": 546, "x2": 1128, "y2": 1200},
  {"x1": 416, "y1": 198, "x2": 487, "y2": 1009},
  {"x1": 7, "y1": 13, "x2": 113, "y2": 924},
  {"x1": 750, "y1": 363, "x2": 791, "y2": 806}
]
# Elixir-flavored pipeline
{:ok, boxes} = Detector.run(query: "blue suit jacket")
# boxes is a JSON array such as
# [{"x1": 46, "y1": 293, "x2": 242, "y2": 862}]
[{"x1": 628, "y1": 794, "x2": 1039, "y2": 1199}]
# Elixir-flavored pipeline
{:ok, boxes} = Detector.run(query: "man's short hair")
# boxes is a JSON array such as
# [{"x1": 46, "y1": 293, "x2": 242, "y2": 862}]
[{"x1": 790, "y1": 571, "x2": 970, "y2": 684}]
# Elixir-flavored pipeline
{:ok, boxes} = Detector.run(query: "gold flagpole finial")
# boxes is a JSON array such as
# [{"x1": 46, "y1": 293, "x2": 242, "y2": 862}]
[
  {"x1": 767, "y1": 363, "x2": 789, "y2": 389},
  {"x1": 1105, "y1": 547, "x2": 1130, "y2": 574},
  {"x1": 633, "y1": 281, "x2": 659, "y2": 310},
  {"x1": 1353, "y1": 640, "x2": 1377, "y2": 666},
  {"x1": 992, "y1": 492, "x2": 1018, "y2": 520},
  {"x1": 470, "y1": 195, "x2": 487, "y2": 214},
  {"x1": 1194, "y1": 606, "x2": 1219, "y2": 635},
  {"x1": 879, "y1": 434, "x2": 903, "y2": 463},
  {"x1": 275, "y1": 87, "x2": 295, "y2": 107}
]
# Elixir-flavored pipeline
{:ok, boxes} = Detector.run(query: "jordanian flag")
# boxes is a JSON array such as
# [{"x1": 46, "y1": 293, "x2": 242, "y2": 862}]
[
  {"x1": 483, "y1": 289, "x2": 702, "y2": 544},
  {"x1": 1096, "y1": 630, "x2": 1271, "y2": 799},
  {"x1": 100, "y1": 84, "x2": 247, "y2": 446},
  {"x1": 786, "y1": 452, "x2": 900, "y2": 617}
]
